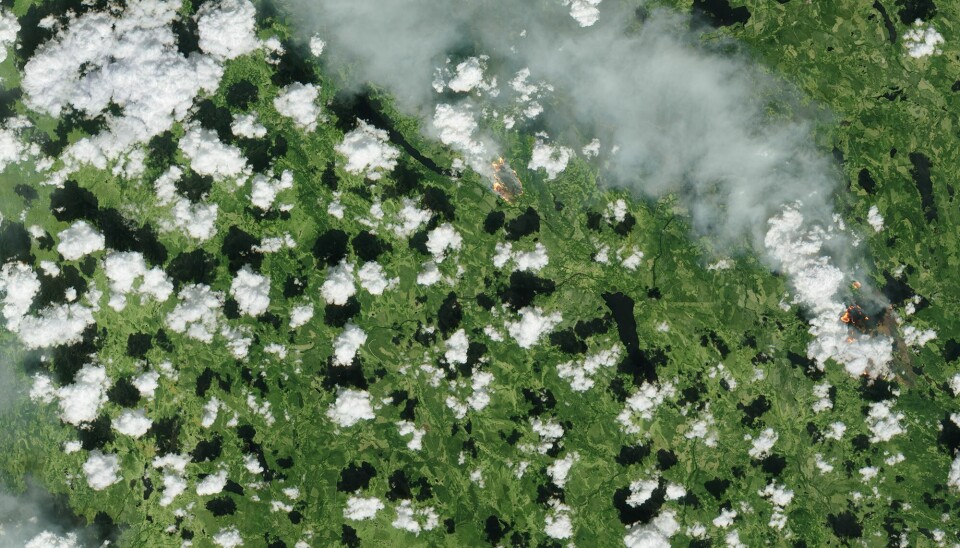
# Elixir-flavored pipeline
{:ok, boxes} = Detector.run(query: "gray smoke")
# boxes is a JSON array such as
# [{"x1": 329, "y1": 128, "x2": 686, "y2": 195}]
[
  {"x1": 0, "y1": 479, "x2": 97, "y2": 546},
  {"x1": 284, "y1": 0, "x2": 850, "y2": 258}
]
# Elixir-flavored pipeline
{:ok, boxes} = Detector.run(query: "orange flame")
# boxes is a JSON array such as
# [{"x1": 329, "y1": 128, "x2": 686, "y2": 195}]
[{"x1": 491, "y1": 157, "x2": 523, "y2": 202}]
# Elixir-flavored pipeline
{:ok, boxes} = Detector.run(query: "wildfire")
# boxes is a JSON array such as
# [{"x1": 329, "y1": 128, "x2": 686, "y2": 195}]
[
  {"x1": 491, "y1": 157, "x2": 523, "y2": 202},
  {"x1": 840, "y1": 304, "x2": 871, "y2": 331}
]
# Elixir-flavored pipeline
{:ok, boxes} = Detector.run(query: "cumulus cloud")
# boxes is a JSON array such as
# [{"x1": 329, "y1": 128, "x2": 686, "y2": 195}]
[
  {"x1": 196, "y1": 0, "x2": 259, "y2": 60},
  {"x1": 21, "y1": 0, "x2": 223, "y2": 170},
  {"x1": 112, "y1": 408, "x2": 153, "y2": 438},
  {"x1": 506, "y1": 306, "x2": 562, "y2": 349},
  {"x1": 327, "y1": 388, "x2": 375, "y2": 427},
  {"x1": 528, "y1": 140, "x2": 573, "y2": 180},
  {"x1": 83, "y1": 451, "x2": 121, "y2": 491},
  {"x1": 56, "y1": 221, "x2": 105, "y2": 260},
  {"x1": 274, "y1": 83, "x2": 322, "y2": 131},
  {"x1": 335, "y1": 120, "x2": 400, "y2": 180},
  {"x1": 333, "y1": 323, "x2": 367, "y2": 366},
  {"x1": 166, "y1": 284, "x2": 223, "y2": 342},
  {"x1": 180, "y1": 126, "x2": 250, "y2": 182},
  {"x1": 321, "y1": 261, "x2": 356, "y2": 305},
  {"x1": 344, "y1": 496, "x2": 384, "y2": 521},
  {"x1": 903, "y1": 20, "x2": 944, "y2": 58},
  {"x1": 230, "y1": 265, "x2": 271, "y2": 317}
]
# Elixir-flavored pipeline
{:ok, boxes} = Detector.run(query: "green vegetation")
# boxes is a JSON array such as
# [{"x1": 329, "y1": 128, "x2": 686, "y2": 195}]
[{"x1": 0, "y1": 0, "x2": 958, "y2": 546}]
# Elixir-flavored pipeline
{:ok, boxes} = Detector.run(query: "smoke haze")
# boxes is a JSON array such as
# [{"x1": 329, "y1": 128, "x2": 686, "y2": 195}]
[
  {"x1": 289, "y1": 0, "x2": 844, "y2": 253},
  {"x1": 282, "y1": 0, "x2": 896, "y2": 376}
]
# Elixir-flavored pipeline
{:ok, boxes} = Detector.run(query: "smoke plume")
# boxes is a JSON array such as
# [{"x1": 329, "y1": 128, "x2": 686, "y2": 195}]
[{"x1": 284, "y1": 0, "x2": 897, "y2": 376}]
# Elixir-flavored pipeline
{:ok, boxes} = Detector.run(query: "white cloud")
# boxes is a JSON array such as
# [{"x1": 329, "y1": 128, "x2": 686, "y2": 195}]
[
  {"x1": 618, "y1": 381, "x2": 676, "y2": 434},
  {"x1": 104, "y1": 251, "x2": 146, "y2": 308},
  {"x1": 557, "y1": 346, "x2": 620, "y2": 391},
  {"x1": 220, "y1": 324, "x2": 252, "y2": 359},
  {"x1": 140, "y1": 267, "x2": 174, "y2": 302},
  {"x1": 416, "y1": 261, "x2": 442, "y2": 286},
  {"x1": 231, "y1": 112, "x2": 267, "y2": 138},
  {"x1": 0, "y1": 261, "x2": 40, "y2": 331},
  {"x1": 196, "y1": 469, "x2": 228, "y2": 496},
  {"x1": 903, "y1": 20, "x2": 944, "y2": 58},
  {"x1": 327, "y1": 389, "x2": 375, "y2": 427},
  {"x1": 180, "y1": 126, "x2": 250, "y2": 182},
  {"x1": 153, "y1": 453, "x2": 190, "y2": 506},
  {"x1": 212, "y1": 527, "x2": 244, "y2": 548},
  {"x1": 333, "y1": 323, "x2": 367, "y2": 366},
  {"x1": 22, "y1": 0, "x2": 222, "y2": 169},
  {"x1": 335, "y1": 120, "x2": 400, "y2": 180},
  {"x1": 166, "y1": 284, "x2": 223, "y2": 343},
  {"x1": 426, "y1": 223, "x2": 463, "y2": 261},
  {"x1": 358, "y1": 261, "x2": 397, "y2": 295},
  {"x1": 391, "y1": 500, "x2": 439, "y2": 535},
  {"x1": 606, "y1": 199, "x2": 628, "y2": 223},
  {"x1": 56, "y1": 221, "x2": 105, "y2": 260},
  {"x1": 344, "y1": 496, "x2": 384, "y2": 521},
  {"x1": 15, "y1": 303, "x2": 95, "y2": 349},
  {"x1": 0, "y1": 126, "x2": 24, "y2": 172},
  {"x1": 867, "y1": 205, "x2": 884, "y2": 232},
  {"x1": 25, "y1": 532, "x2": 79, "y2": 548},
  {"x1": 201, "y1": 397, "x2": 220, "y2": 428},
  {"x1": 582, "y1": 138, "x2": 601, "y2": 158},
  {"x1": 748, "y1": 428, "x2": 778, "y2": 459},
  {"x1": 196, "y1": 0, "x2": 259, "y2": 60},
  {"x1": 765, "y1": 207, "x2": 893, "y2": 378},
  {"x1": 112, "y1": 408, "x2": 152, "y2": 438},
  {"x1": 494, "y1": 242, "x2": 549, "y2": 272},
  {"x1": 56, "y1": 364, "x2": 110, "y2": 425},
  {"x1": 83, "y1": 450, "x2": 121, "y2": 491},
  {"x1": 321, "y1": 261, "x2": 357, "y2": 305},
  {"x1": 444, "y1": 329, "x2": 469, "y2": 365},
  {"x1": 390, "y1": 198, "x2": 432, "y2": 238},
  {"x1": 621, "y1": 249, "x2": 644, "y2": 271},
  {"x1": 397, "y1": 421, "x2": 425, "y2": 451},
  {"x1": 0, "y1": 9, "x2": 20, "y2": 64},
  {"x1": 825, "y1": 421, "x2": 846, "y2": 441},
  {"x1": 866, "y1": 400, "x2": 904, "y2": 442},
  {"x1": 289, "y1": 303, "x2": 315, "y2": 329},
  {"x1": 627, "y1": 478, "x2": 659, "y2": 507},
  {"x1": 132, "y1": 370, "x2": 160, "y2": 400},
  {"x1": 309, "y1": 34, "x2": 326, "y2": 57},
  {"x1": 274, "y1": 83, "x2": 322, "y2": 131},
  {"x1": 713, "y1": 508, "x2": 737, "y2": 529},
  {"x1": 250, "y1": 170, "x2": 294, "y2": 210},
  {"x1": 528, "y1": 140, "x2": 573, "y2": 180},
  {"x1": 902, "y1": 325, "x2": 937, "y2": 347},
  {"x1": 949, "y1": 373, "x2": 960, "y2": 396},
  {"x1": 230, "y1": 265, "x2": 271, "y2": 317},
  {"x1": 564, "y1": 0, "x2": 603, "y2": 27},
  {"x1": 447, "y1": 57, "x2": 494, "y2": 93},
  {"x1": 948, "y1": 455, "x2": 960, "y2": 491},
  {"x1": 812, "y1": 381, "x2": 833, "y2": 413},
  {"x1": 624, "y1": 510, "x2": 680, "y2": 547},
  {"x1": 544, "y1": 500, "x2": 574, "y2": 539},
  {"x1": 547, "y1": 452, "x2": 578, "y2": 488},
  {"x1": 432, "y1": 103, "x2": 487, "y2": 171},
  {"x1": 171, "y1": 198, "x2": 219, "y2": 240},
  {"x1": 506, "y1": 306, "x2": 562, "y2": 348}
]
